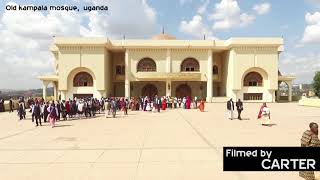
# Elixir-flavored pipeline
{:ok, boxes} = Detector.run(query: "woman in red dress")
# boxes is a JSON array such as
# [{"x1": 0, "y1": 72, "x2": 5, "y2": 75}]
[
  {"x1": 198, "y1": 99, "x2": 205, "y2": 112},
  {"x1": 186, "y1": 96, "x2": 191, "y2": 109},
  {"x1": 66, "y1": 101, "x2": 71, "y2": 118},
  {"x1": 161, "y1": 97, "x2": 166, "y2": 110}
]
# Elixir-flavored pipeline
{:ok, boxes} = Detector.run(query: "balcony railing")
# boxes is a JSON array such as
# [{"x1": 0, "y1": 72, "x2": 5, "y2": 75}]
[{"x1": 135, "y1": 72, "x2": 201, "y2": 80}]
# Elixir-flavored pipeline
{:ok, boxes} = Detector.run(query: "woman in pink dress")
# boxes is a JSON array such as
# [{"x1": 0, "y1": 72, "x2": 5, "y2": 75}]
[
  {"x1": 47, "y1": 102, "x2": 57, "y2": 128},
  {"x1": 186, "y1": 96, "x2": 191, "y2": 109}
]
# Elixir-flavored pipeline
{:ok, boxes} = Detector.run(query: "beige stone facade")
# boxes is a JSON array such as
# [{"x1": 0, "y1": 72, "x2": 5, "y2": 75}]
[{"x1": 39, "y1": 34, "x2": 295, "y2": 102}]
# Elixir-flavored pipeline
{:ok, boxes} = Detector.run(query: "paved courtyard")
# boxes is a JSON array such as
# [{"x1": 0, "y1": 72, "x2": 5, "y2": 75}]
[{"x1": 0, "y1": 103, "x2": 319, "y2": 180}]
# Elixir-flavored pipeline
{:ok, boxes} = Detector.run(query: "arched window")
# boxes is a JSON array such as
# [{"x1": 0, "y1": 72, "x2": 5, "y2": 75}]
[
  {"x1": 213, "y1": 65, "x2": 218, "y2": 75},
  {"x1": 243, "y1": 72, "x2": 263, "y2": 87},
  {"x1": 137, "y1": 58, "x2": 156, "y2": 72},
  {"x1": 73, "y1": 72, "x2": 93, "y2": 87},
  {"x1": 181, "y1": 58, "x2": 199, "y2": 72}
]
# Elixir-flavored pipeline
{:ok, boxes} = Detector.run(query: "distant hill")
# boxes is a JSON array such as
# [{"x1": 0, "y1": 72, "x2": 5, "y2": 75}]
[{"x1": 0, "y1": 87, "x2": 53, "y2": 100}]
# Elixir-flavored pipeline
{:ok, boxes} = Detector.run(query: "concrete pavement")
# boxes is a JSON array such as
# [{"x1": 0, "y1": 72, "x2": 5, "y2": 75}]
[{"x1": 0, "y1": 103, "x2": 319, "y2": 180}]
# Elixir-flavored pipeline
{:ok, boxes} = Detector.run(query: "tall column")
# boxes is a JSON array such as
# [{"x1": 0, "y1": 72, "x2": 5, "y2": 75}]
[
  {"x1": 100, "y1": 91, "x2": 107, "y2": 98},
  {"x1": 276, "y1": 90, "x2": 280, "y2": 102},
  {"x1": 276, "y1": 82, "x2": 280, "y2": 102},
  {"x1": 206, "y1": 49, "x2": 213, "y2": 102},
  {"x1": 288, "y1": 81, "x2": 292, "y2": 102},
  {"x1": 60, "y1": 91, "x2": 67, "y2": 101},
  {"x1": 53, "y1": 82, "x2": 57, "y2": 101},
  {"x1": 125, "y1": 49, "x2": 131, "y2": 99},
  {"x1": 42, "y1": 81, "x2": 49, "y2": 101},
  {"x1": 58, "y1": 91, "x2": 61, "y2": 101},
  {"x1": 166, "y1": 80, "x2": 171, "y2": 96},
  {"x1": 166, "y1": 49, "x2": 171, "y2": 73}
]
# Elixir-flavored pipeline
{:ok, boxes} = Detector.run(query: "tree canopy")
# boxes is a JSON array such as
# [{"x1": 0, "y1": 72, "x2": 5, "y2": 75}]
[{"x1": 312, "y1": 71, "x2": 320, "y2": 98}]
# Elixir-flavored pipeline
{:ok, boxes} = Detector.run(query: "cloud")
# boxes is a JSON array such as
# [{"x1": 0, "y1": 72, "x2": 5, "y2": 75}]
[
  {"x1": 179, "y1": 0, "x2": 192, "y2": 6},
  {"x1": 280, "y1": 52, "x2": 320, "y2": 83},
  {"x1": 197, "y1": 0, "x2": 210, "y2": 15},
  {"x1": 179, "y1": 15, "x2": 215, "y2": 39},
  {"x1": 301, "y1": 12, "x2": 320, "y2": 43},
  {"x1": 208, "y1": 0, "x2": 255, "y2": 30},
  {"x1": 306, "y1": 0, "x2": 320, "y2": 6},
  {"x1": 252, "y1": 2, "x2": 271, "y2": 15},
  {"x1": 305, "y1": 12, "x2": 320, "y2": 24},
  {"x1": 0, "y1": 2, "x2": 82, "y2": 89},
  {"x1": 0, "y1": 0, "x2": 158, "y2": 89},
  {"x1": 80, "y1": 0, "x2": 157, "y2": 38},
  {"x1": 280, "y1": 24, "x2": 289, "y2": 30}
]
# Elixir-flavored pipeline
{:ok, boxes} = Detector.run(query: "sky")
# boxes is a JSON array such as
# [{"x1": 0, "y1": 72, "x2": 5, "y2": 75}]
[{"x1": 0, "y1": 0, "x2": 320, "y2": 89}]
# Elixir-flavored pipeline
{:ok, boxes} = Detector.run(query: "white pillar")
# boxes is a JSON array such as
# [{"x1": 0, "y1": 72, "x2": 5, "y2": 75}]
[
  {"x1": 206, "y1": 49, "x2": 213, "y2": 102},
  {"x1": 125, "y1": 49, "x2": 131, "y2": 99},
  {"x1": 42, "y1": 81, "x2": 49, "y2": 100},
  {"x1": 58, "y1": 91, "x2": 61, "y2": 101},
  {"x1": 100, "y1": 90, "x2": 107, "y2": 98},
  {"x1": 53, "y1": 82, "x2": 57, "y2": 101},
  {"x1": 276, "y1": 82, "x2": 280, "y2": 102},
  {"x1": 166, "y1": 80, "x2": 171, "y2": 96},
  {"x1": 166, "y1": 49, "x2": 171, "y2": 73},
  {"x1": 60, "y1": 91, "x2": 67, "y2": 101},
  {"x1": 272, "y1": 90, "x2": 276, "y2": 103},
  {"x1": 288, "y1": 81, "x2": 292, "y2": 102},
  {"x1": 276, "y1": 90, "x2": 280, "y2": 102}
]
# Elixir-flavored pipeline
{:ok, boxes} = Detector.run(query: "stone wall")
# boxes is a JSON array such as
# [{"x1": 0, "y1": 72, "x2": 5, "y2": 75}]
[{"x1": 299, "y1": 97, "x2": 320, "y2": 108}]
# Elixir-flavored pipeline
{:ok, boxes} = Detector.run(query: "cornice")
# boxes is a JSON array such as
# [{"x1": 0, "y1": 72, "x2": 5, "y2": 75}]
[{"x1": 232, "y1": 46, "x2": 278, "y2": 52}]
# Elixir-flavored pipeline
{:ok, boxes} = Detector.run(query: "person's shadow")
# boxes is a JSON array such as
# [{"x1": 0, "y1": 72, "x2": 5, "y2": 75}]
[
  {"x1": 54, "y1": 124, "x2": 73, "y2": 128},
  {"x1": 262, "y1": 123, "x2": 277, "y2": 127},
  {"x1": 239, "y1": 118, "x2": 250, "y2": 120}
]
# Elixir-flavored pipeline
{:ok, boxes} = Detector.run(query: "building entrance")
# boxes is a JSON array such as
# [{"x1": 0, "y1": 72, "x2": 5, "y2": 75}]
[
  {"x1": 141, "y1": 84, "x2": 158, "y2": 98},
  {"x1": 175, "y1": 84, "x2": 191, "y2": 98}
]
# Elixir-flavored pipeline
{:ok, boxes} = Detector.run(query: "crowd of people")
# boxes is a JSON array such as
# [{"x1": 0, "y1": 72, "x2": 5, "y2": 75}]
[
  {"x1": 12, "y1": 95, "x2": 206, "y2": 128},
  {"x1": 8, "y1": 96, "x2": 275, "y2": 128},
  {"x1": 128, "y1": 95, "x2": 205, "y2": 112},
  {"x1": 5, "y1": 96, "x2": 291, "y2": 129}
]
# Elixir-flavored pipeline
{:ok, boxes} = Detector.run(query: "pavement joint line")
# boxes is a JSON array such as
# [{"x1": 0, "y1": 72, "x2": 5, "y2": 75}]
[
  {"x1": 0, "y1": 127, "x2": 37, "y2": 141},
  {"x1": 90, "y1": 150, "x2": 106, "y2": 168},
  {"x1": 176, "y1": 110, "x2": 246, "y2": 180},
  {"x1": 175, "y1": 114, "x2": 187, "y2": 179},
  {"x1": 49, "y1": 150, "x2": 69, "y2": 165},
  {"x1": 176, "y1": 110, "x2": 216, "y2": 149},
  {"x1": 133, "y1": 125, "x2": 149, "y2": 180}
]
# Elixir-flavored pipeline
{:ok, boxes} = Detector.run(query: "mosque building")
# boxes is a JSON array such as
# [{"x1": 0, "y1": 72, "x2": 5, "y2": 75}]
[{"x1": 39, "y1": 32, "x2": 295, "y2": 102}]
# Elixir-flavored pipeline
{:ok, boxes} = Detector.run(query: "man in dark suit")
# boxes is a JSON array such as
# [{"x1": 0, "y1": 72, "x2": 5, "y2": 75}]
[
  {"x1": 155, "y1": 95, "x2": 161, "y2": 113},
  {"x1": 56, "y1": 101, "x2": 61, "y2": 121},
  {"x1": 43, "y1": 102, "x2": 49, "y2": 122},
  {"x1": 0, "y1": 99, "x2": 4, "y2": 112},
  {"x1": 236, "y1": 99, "x2": 243, "y2": 120},
  {"x1": 9, "y1": 98, "x2": 14, "y2": 112},
  {"x1": 34, "y1": 101, "x2": 42, "y2": 126},
  {"x1": 227, "y1": 98, "x2": 234, "y2": 120}
]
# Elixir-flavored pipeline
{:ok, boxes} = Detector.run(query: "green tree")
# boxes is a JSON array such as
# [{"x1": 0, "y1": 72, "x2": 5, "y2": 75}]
[{"x1": 312, "y1": 71, "x2": 320, "y2": 98}]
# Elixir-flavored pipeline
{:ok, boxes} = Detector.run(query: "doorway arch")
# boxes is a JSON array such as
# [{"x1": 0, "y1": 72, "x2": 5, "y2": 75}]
[
  {"x1": 175, "y1": 84, "x2": 191, "y2": 98},
  {"x1": 141, "y1": 84, "x2": 158, "y2": 98}
]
